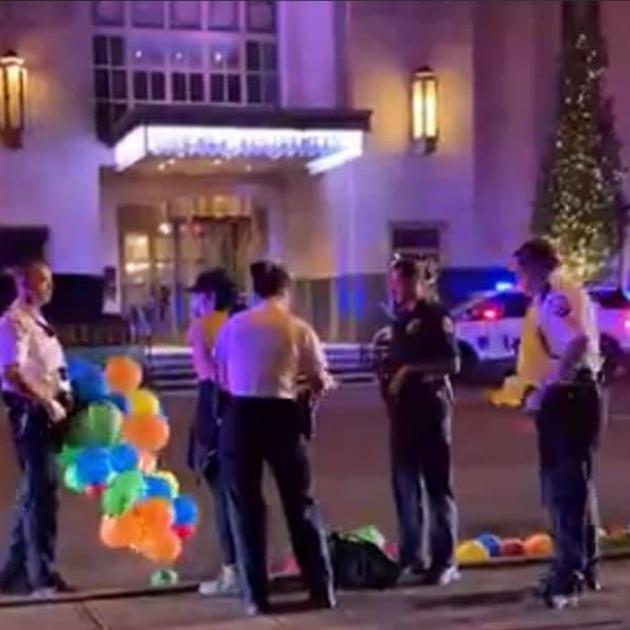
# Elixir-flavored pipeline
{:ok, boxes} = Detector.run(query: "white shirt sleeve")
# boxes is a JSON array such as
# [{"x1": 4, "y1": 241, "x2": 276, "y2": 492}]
[
  {"x1": 298, "y1": 322, "x2": 333, "y2": 390},
  {"x1": 0, "y1": 315, "x2": 27, "y2": 370},
  {"x1": 212, "y1": 322, "x2": 229, "y2": 390}
]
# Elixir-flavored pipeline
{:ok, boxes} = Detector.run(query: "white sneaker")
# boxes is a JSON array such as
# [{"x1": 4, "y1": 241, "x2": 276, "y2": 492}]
[
  {"x1": 547, "y1": 593, "x2": 579, "y2": 610},
  {"x1": 199, "y1": 565, "x2": 240, "y2": 597}
]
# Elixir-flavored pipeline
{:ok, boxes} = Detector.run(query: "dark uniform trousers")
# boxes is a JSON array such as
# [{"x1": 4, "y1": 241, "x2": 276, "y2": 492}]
[
  {"x1": 219, "y1": 396, "x2": 333, "y2": 607},
  {"x1": 1, "y1": 393, "x2": 59, "y2": 590},
  {"x1": 389, "y1": 381, "x2": 457, "y2": 571},
  {"x1": 188, "y1": 379, "x2": 236, "y2": 567},
  {"x1": 536, "y1": 378, "x2": 601, "y2": 592}
]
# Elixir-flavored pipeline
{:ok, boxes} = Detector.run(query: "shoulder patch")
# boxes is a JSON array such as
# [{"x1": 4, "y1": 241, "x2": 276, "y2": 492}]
[
  {"x1": 549, "y1": 293, "x2": 571, "y2": 318},
  {"x1": 442, "y1": 316, "x2": 455, "y2": 334},
  {"x1": 406, "y1": 318, "x2": 422, "y2": 335}
]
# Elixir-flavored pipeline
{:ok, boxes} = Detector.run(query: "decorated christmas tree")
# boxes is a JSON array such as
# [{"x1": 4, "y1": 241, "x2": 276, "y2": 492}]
[{"x1": 532, "y1": 25, "x2": 628, "y2": 282}]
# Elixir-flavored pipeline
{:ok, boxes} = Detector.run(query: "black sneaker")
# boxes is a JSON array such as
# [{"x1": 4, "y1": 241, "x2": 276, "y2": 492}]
[{"x1": 584, "y1": 572, "x2": 602, "y2": 593}]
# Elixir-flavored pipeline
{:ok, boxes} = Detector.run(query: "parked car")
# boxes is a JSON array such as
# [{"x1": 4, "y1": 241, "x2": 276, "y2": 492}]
[
  {"x1": 452, "y1": 285, "x2": 630, "y2": 376},
  {"x1": 373, "y1": 285, "x2": 630, "y2": 378}
]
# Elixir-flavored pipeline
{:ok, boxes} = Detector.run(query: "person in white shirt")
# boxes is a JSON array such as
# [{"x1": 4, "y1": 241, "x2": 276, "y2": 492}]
[
  {"x1": 0, "y1": 260, "x2": 72, "y2": 596},
  {"x1": 213, "y1": 261, "x2": 335, "y2": 616},
  {"x1": 515, "y1": 239, "x2": 602, "y2": 610}
]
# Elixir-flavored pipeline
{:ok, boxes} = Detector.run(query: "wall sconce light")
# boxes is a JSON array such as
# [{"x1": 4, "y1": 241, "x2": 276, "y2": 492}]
[
  {"x1": 0, "y1": 50, "x2": 27, "y2": 148},
  {"x1": 411, "y1": 66, "x2": 438, "y2": 154}
]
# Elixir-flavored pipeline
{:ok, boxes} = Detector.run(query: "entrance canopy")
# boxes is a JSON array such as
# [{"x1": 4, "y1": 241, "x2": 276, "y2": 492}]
[{"x1": 111, "y1": 106, "x2": 371, "y2": 176}]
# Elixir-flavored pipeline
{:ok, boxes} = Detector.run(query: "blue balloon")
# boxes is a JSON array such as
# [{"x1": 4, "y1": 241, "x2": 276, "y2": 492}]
[
  {"x1": 105, "y1": 393, "x2": 130, "y2": 414},
  {"x1": 110, "y1": 444, "x2": 139, "y2": 473},
  {"x1": 72, "y1": 368, "x2": 109, "y2": 404},
  {"x1": 173, "y1": 495, "x2": 199, "y2": 527},
  {"x1": 144, "y1": 475, "x2": 174, "y2": 500},
  {"x1": 75, "y1": 447, "x2": 111, "y2": 486},
  {"x1": 477, "y1": 533, "x2": 502, "y2": 558},
  {"x1": 67, "y1": 356, "x2": 94, "y2": 382}
]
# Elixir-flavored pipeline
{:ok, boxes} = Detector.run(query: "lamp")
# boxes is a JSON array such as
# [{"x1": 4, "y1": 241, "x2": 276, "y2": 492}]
[
  {"x1": 411, "y1": 66, "x2": 438, "y2": 154},
  {"x1": 0, "y1": 50, "x2": 27, "y2": 148}
]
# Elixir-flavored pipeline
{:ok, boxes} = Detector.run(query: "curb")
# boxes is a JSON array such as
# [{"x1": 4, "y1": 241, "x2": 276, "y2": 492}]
[{"x1": 1, "y1": 550, "x2": 629, "y2": 610}]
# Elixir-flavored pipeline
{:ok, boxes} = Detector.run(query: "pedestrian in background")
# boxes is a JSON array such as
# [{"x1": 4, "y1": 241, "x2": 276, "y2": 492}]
[
  {"x1": 186, "y1": 269, "x2": 240, "y2": 597},
  {"x1": 0, "y1": 260, "x2": 72, "y2": 596},
  {"x1": 380, "y1": 257, "x2": 460, "y2": 586},
  {"x1": 516, "y1": 238, "x2": 602, "y2": 610},
  {"x1": 214, "y1": 260, "x2": 335, "y2": 616}
]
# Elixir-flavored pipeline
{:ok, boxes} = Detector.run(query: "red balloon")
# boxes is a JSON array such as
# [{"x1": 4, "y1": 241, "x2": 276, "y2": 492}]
[
  {"x1": 500, "y1": 538, "x2": 526, "y2": 557},
  {"x1": 173, "y1": 524, "x2": 195, "y2": 541},
  {"x1": 85, "y1": 484, "x2": 106, "y2": 499}
]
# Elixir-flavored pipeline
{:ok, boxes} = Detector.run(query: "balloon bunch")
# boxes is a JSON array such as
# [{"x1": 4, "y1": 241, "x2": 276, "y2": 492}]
[{"x1": 58, "y1": 355, "x2": 199, "y2": 569}]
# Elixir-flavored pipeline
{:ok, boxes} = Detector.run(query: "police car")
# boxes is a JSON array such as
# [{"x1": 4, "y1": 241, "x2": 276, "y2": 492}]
[
  {"x1": 452, "y1": 284, "x2": 630, "y2": 375},
  {"x1": 372, "y1": 284, "x2": 630, "y2": 378}
]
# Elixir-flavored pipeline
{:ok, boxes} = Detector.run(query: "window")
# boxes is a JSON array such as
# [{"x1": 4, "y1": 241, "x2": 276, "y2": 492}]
[
  {"x1": 170, "y1": 41, "x2": 205, "y2": 102},
  {"x1": 131, "y1": 0, "x2": 165, "y2": 28},
  {"x1": 92, "y1": 0, "x2": 125, "y2": 26},
  {"x1": 209, "y1": 40, "x2": 242, "y2": 103},
  {"x1": 207, "y1": 0, "x2": 238, "y2": 30},
  {"x1": 245, "y1": 40, "x2": 278, "y2": 104},
  {"x1": 169, "y1": 0, "x2": 201, "y2": 29},
  {"x1": 93, "y1": 35, "x2": 128, "y2": 136},
  {"x1": 391, "y1": 225, "x2": 441, "y2": 251},
  {"x1": 129, "y1": 39, "x2": 166, "y2": 102},
  {"x1": 246, "y1": 0, "x2": 276, "y2": 33}
]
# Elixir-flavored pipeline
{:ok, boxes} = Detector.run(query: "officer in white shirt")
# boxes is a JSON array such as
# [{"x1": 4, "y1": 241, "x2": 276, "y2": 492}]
[
  {"x1": 214, "y1": 261, "x2": 335, "y2": 616},
  {"x1": 515, "y1": 239, "x2": 602, "y2": 610},
  {"x1": 0, "y1": 261, "x2": 71, "y2": 596}
]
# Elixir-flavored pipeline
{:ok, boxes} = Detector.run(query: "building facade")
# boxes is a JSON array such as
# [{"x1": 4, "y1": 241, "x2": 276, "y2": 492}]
[{"x1": 1, "y1": 0, "x2": 630, "y2": 341}]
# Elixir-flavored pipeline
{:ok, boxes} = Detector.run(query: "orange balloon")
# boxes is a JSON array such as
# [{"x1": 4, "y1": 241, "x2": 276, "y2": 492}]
[
  {"x1": 105, "y1": 356, "x2": 143, "y2": 395},
  {"x1": 133, "y1": 498, "x2": 175, "y2": 531},
  {"x1": 140, "y1": 530, "x2": 182, "y2": 564},
  {"x1": 138, "y1": 451, "x2": 157, "y2": 474},
  {"x1": 100, "y1": 513, "x2": 142, "y2": 549},
  {"x1": 122, "y1": 415, "x2": 170, "y2": 452}
]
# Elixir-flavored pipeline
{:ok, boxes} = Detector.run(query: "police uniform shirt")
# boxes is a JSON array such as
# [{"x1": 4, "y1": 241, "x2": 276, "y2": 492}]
[
  {"x1": 0, "y1": 300, "x2": 70, "y2": 398},
  {"x1": 532, "y1": 270, "x2": 601, "y2": 377},
  {"x1": 214, "y1": 298, "x2": 332, "y2": 400},
  {"x1": 388, "y1": 299, "x2": 458, "y2": 379}
]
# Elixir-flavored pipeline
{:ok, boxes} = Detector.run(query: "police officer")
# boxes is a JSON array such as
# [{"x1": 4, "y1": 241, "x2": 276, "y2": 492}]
[
  {"x1": 515, "y1": 238, "x2": 602, "y2": 610},
  {"x1": 214, "y1": 261, "x2": 335, "y2": 616},
  {"x1": 0, "y1": 260, "x2": 71, "y2": 596},
  {"x1": 380, "y1": 257, "x2": 460, "y2": 585}
]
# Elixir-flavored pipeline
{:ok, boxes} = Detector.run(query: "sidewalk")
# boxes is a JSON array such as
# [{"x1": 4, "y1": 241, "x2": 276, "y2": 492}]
[{"x1": 2, "y1": 560, "x2": 630, "y2": 629}]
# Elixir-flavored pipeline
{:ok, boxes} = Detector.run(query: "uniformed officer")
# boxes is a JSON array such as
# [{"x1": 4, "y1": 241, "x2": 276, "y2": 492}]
[
  {"x1": 380, "y1": 257, "x2": 460, "y2": 585},
  {"x1": 214, "y1": 261, "x2": 335, "y2": 616},
  {"x1": 515, "y1": 238, "x2": 602, "y2": 610},
  {"x1": 0, "y1": 260, "x2": 72, "y2": 596}
]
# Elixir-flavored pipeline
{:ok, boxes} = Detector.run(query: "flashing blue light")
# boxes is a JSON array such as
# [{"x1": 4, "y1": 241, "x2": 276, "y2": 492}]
[{"x1": 495, "y1": 281, "x2": 515, "y2": 293}]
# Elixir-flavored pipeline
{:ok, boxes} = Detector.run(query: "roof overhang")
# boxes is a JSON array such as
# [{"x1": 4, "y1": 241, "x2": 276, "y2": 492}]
[{"x1": 110, "y1": 106, "x2": 371, "y2": 176}]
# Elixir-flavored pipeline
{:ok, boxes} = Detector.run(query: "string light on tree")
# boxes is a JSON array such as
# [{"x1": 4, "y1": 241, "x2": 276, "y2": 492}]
[{"x1": 533, "y1": 28, "x2": 628, "y2": 282}]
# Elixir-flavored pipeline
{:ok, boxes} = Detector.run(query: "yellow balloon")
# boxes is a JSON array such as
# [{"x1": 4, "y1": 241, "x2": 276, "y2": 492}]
[
  {"x1": 128, "y1": 389, "x2": 161, "y2": 417},
  {"x1": 154, "y1": 471, "x2": 180, "y2": 497},
  {"x1": 455, "y1": 540, "x2": 489, "y2": 565}
]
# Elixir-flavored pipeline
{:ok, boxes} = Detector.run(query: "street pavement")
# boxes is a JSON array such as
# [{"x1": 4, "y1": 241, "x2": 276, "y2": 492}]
[{"x1": 1, "y1": 382, "x2": 630, "y2": 626}]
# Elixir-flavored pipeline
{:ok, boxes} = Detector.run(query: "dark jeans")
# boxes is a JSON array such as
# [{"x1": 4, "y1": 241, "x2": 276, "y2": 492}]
[
  {"x1": 537, "y1": 381, "x2": 601, "y2": 594},
  {"x1": 1, "y1": 394, "x2": 59, "y2": 590},
  {"x1": 189, "y1": 380, "x2": 236, "y2": 567},
  {"x1": 389, "y1": 384, "x2": 458, "y2": 571},
  {"x1": 219, "y1": 397, "x2": 333, "y2": 608}
]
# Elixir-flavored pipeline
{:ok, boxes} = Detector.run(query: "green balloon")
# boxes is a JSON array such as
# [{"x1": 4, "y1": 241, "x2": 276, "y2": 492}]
[
  {"x1": 101, "y1": 470, "x2": 144, "y2": 516},
  {"x1": 56, "y1": 445, "x2": 79, "y2": 471},
  {"x1": 67, "y1": 402, "x2": 122, "y2": 448},
  {"x1": 150, "y1": 569, "x2": 179, "y2": 587},
  {"x1": 64, "y1": 464, "x2": 84, "y2": 493}
]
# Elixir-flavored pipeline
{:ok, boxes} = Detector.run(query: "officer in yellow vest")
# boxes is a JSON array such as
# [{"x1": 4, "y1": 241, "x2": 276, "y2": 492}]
[{"x1": 514, "y1": 239, "x2": 602, "y2": 610}]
